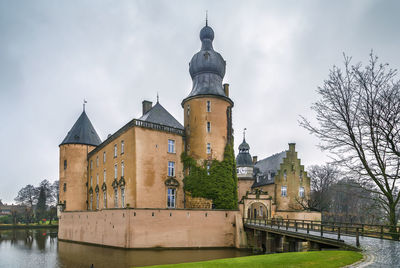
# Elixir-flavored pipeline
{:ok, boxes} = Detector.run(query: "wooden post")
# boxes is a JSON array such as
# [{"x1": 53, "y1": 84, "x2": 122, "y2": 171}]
[
  {"x1": 286, "y1": 221, "x2": 289, "y2": 230},
  {"x1": 380, "y1": 226, "x2": 384, "y2": 239},
  {"x1": 295, "y1": 222, "x2": 298, "y2": 232},
  {"x1": 311, "y1": 221, "x2": 313, "y2": 231},
  {"x1": 356, "y1": 228, "x2": 360, "y2": 247},
  {"x1": 338, "y1": 227, "x2": 341, "y2": 240},
  {"x1": 302, "y1": 220, "x2": 305, "y2": 228},
  {"x1": 307, "y1": 223, "x2": 309, "y2": 234},
  {"x1": 361, "y1": 224, "x2": 364, "y2": 236},
  {"x1": 320, "y1": 225, "x2": 323, "y2": 237}
]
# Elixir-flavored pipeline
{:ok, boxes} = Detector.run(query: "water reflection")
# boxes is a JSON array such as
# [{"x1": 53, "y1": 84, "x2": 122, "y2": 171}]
[{"x1": 0, "y1": 229, "x2": 251, "y2": 268}]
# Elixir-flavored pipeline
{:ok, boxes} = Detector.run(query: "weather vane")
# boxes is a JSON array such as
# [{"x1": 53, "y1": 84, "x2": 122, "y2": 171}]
[
  {"x1": 243, "y1": 128, "x2": 247, "y2": 140},
  {"x1": 206, "y1": 10, "x2": 208, "y2": 26},
  {"x1": 83, "y1": 99, "x2": 87, "y2": 111},
  {"x1": 157, "y1": 92, "x2": 159, "y2": 103}
]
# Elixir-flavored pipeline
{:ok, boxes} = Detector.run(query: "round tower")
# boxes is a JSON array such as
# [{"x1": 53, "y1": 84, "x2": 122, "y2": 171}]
[
  {"x1": 182, "y1": 23, "x2": 233, "y2": 162},
  {"x1": 59, "y1": 109, "x2": 101, "y2": 211}
]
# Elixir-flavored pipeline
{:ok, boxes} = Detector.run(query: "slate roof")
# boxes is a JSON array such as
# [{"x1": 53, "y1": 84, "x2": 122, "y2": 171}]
[
  {"x1": 236, "y1": 138, "x2": 253, "y2": 167},
  {"x1": 139, "y1": 102, "x2": 184, "y2": 129},
  {"x1": 60, "y1": 111, "x2": 102, "y2": 146},
  {"x1": 184, "y1": 24, "x2": 231, "y2": 103},
  {"x1": 252, "y1": 151, "x2": 287, "y2": 188}
]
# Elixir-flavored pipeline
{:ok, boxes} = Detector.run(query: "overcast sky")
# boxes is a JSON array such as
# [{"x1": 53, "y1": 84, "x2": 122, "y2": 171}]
[{"x1": 1, "y1": 0, "x2": 399, "y2": 204}]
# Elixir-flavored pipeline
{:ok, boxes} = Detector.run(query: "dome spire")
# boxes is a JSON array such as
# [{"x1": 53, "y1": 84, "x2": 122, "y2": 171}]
[
  {"x1": 243, "y1": 128, "x2": 247, "y2": 142},
  {"x1": 206, "y1": 10, "x2": 208, "y2": 27}
]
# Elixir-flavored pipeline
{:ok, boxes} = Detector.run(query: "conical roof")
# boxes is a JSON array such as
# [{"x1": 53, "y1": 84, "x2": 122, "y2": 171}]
[
  {"x1": 60, "y1": 111, "x2": 102, "y2": 146},
  {"x1": 139, "y1": 102, "x2": 184, "y2": 129}
]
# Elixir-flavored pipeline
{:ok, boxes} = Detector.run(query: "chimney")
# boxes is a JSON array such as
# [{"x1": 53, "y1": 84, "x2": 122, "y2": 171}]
[
  {"x1": 142, "y1": 100, "x2": 153, "y2": 115},
  {"x1": 223, "y1": 83, "x2": 229, "y2": 97},
  {"x1": 288, "y1": 143, "x2": 296, "y2": 152},
  {"x1": 252, "y1": 156, "x2": 258, "y2": 164}
]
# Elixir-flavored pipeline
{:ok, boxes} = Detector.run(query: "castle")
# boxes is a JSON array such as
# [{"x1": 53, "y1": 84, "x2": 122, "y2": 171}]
[{"x1": 58, "y1": 22, "x2": 319, "y2": 248}]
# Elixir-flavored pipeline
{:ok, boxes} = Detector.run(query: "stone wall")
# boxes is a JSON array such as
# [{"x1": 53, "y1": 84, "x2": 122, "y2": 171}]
[
  {"x1": 58, "y1": 209, "x2": 246, "y2": 248},
  {"x1": 274, "y1": 210, "x2": 321, "y2": 221},
  {"x1": 185, "y1": 193, "x2": 213, "y2": 209}
]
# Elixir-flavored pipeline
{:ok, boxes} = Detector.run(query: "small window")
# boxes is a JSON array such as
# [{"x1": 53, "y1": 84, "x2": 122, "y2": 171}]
[
  {"x1": 114, "y1": 144, "x2": 117, "y2": 158},
  {"x1": 96, "y1": 192, "x2": 99, "y2": 210},
  {"x1": 103, "y1": 169, "x2": 106, "y2": 182},
  {"x1": 283, "y1": 170, "x2": 287, "y2": 181},
  {"x1": 90, "y1": 160, "x2": 93, "y2": 170},
  {"x1": 64, "y1": 160, "x2": 67, "y2": 170},
  {"x1": 259, "y1": 206, "x2": 263, "y2": 217},
  {"x1": 206, "y1": 163, "x2": 210, "y2": 175},
  {"x1": 96, "y1": 174, "x2": 99, "y2": 185},
  {"x1": 167, "y1": 188, "x2": 176, "y2": 208},
  {"x1": 121, "y1": 140, "x2": 125, "y2": 154},
  {"x1": 96, "y1": 156, "x2": 99, "y2": 167},
  {"x1": 103, "y1": 191, "x2": 107, "y2": 208},
  {"x1": 114, "y1": 164, "x2": 118, "y2": 179},
  {"x1": 121, "y1": 161, "x2": 124, "y2": 177},
  {"x1": 114, "y1": 188, "x2": 118, "y2": 208},
  {"x1": 121, "y1": 188, "x2": 125, "y2": 208},
  {"x1": 63, "y1": 183, "x2": 67, "y2": 192},
  {"x1": 206, "y1": 122, "x2": 211, "y2": 133},
  {"x1": 103, "y1": 151, "x2": 106, "y2": 163},
  {"x1": 300, "y1": 171, "x2": 303, "y2": 180},
  {"x1": 206, "y1": 100, "x2": 211, "y2": 112},
  {"x1": 187, "y1": 104, "x2": 190, "y2": 116},
  {"x1": 206, "y1": 143, "x2": 211, "y2": 154},
  {"x1": 90, "y1": 193, "x2": 93, "y2": 210},
  {"x1": 90, "y1": 176, "x2": 93, "y2": 187},
  {"x1": 168, "y1": 161, "x2": 175, "y2": 177},
  {"x1": 281, "y1": 186, "x2": 287, "y2": 197},
  {"x1": 168, "y1": 139, "x2": 175, "y2": 153},
  {"x1": 299, "y1": 186, "x2": 305, "y2": 198}
]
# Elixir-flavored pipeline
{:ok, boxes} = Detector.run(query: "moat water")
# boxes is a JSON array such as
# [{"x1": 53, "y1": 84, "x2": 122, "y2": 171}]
[{"x1": 0, "y1": 229, "x2": 251, "y2": 268}]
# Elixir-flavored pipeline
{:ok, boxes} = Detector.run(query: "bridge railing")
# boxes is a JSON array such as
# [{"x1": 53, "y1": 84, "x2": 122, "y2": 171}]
[{"x1": 244, "y1": 218, "x2": 399, "y2": 243}]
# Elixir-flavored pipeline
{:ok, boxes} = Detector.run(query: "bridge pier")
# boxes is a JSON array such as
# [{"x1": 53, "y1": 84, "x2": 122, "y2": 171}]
[
  {"x1": 277, "y1": 235, "x2": 290, "y2": 253},
  {"x1": 265, "y1": 232, "x2": 275, "y2": 253}
]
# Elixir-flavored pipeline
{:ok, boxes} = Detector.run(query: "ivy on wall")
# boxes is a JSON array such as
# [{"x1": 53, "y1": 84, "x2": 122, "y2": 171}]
[{"x1": 182, "y1": 143, "x2": 238, "y2": 209}]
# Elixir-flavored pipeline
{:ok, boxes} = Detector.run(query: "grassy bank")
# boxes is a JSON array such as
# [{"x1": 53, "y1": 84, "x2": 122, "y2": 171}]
[{"x1": 140, "y1": 251, "x2": 362, "y2": 268}]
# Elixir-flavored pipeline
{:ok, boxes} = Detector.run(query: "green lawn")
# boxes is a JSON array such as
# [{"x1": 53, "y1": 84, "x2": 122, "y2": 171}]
[{"x1": 140, "y1": 251, "x2": 362, "y2": 268}]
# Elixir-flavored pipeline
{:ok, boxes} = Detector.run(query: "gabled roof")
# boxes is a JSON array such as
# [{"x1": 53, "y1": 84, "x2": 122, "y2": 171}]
[
  {"x1": 60, "y1": 111, "x2": 102, "y2": 146},
  {"x1": 252, "y1": 151, "x2": 287, "y2": 187},
  {"x1": 139, "y1": 102, "x2": 184, "y2": 129}
]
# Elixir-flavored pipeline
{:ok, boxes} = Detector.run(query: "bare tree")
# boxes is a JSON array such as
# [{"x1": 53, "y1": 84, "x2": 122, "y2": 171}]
[
  {"x1": 300, "y1": 53, "x2": 400, "y2": 237},
  {"x1": 14, "y1": 184, "x2": 38, "y2": 207}
]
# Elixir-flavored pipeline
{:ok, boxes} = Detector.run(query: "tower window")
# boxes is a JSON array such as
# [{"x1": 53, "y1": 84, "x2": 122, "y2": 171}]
[
  {"x1": 103, "y1": 151, "x2": 106, "y2": 163},
  {"x1": 168, "y1": 139, "x2": 175, "y2": 153},
  {"x1": 96, "y1": 174, "x2": 99, "y2": 185},
  {"x1": 90, "y1": 176, "x2": 93, "y2": 187},
  {"x1": 96, "y1": 156, "x2": 99, "y2": 167},
  {"x1": 283, "y1": 170, "x2": 287, "y2": 181},
  {"x1": 103, "y1": 169, "x2": 106, "y2": 182},
  {"x1": 90, "y1": 193, "x2": 93, "y2": 210},
  {"x1": 121, "y1": 140, "x2": 124, "y2": 154},
  {"x1": 96, "y1": 192, "x2": 99, "y2": 210},
  {"x1": 64, "y1": 160, "x2": 67, "y2": 170},
  {"x1": 114, "y1": 144, "x2": 117, "y2": 158},
  {"x1": 207, "y1": 163, "x2": 210, "y2": 175},
  {"x1": 90, "y1": 160, "x2": 93, "y2": 170},
  {"x1": 187, "y1": 104, "x2": 190, "y2": 116},
  {"x1": 167, "y1": 188, "x2": 176, "y2": 208},
  {"x1": 206, "y1": 143, "x2": 211, "y2": 154},
  {"x1": 206, "y1": 122, "x2": 211, "y2": 133},
  {"x1": 168, "y1": 161, "x2": 175, "y2": 177},
  {"x1": 206, "y1": 100, "x2": 211, "y2": 112},
  {"x1": 114, "y1": 164, "x2": 118, "y2": 179},
  {"x1": 63, "y1": 183, "x2": 67, "y2": 192},
  {"x1": 121, "y1": 161, "x2": 124, "y2": 177},
  {"x1": 281, "y1": 186, "x2": 287, "y2": 197},
  {"x1": 299, "y1": 186, "x2": 305, "y2": 198}
]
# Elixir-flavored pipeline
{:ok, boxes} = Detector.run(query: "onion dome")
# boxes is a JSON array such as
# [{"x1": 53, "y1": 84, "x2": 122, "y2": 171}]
[
  {"x1": 236, "y1": 138, "x2": 253, "y2": 167},
  {"x1": 183, "y1": 23, "x2": 231, "y2": 103}
]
